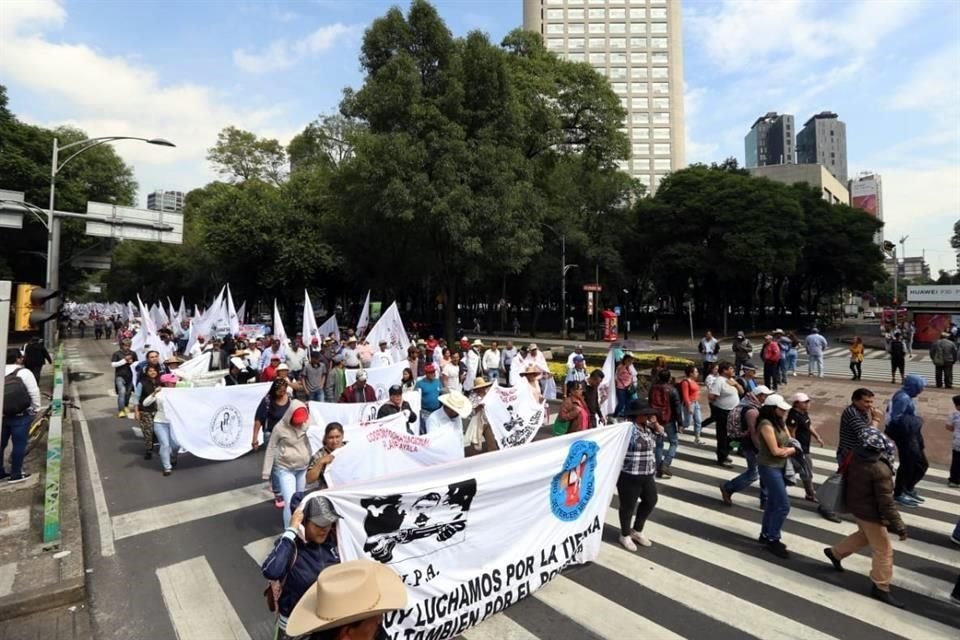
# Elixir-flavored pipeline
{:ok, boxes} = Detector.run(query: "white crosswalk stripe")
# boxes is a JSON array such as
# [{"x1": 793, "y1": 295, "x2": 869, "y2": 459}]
[
  {"x1": 136, "y1": 436, "x2": 957, "y2": 640},
  {"x1": 792, "y1": 344, "x2": 941, "y2": 384}
]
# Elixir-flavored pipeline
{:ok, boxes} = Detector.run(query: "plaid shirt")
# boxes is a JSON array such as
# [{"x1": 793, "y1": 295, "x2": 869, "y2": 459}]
[{"x1": 622, "y1": 423, "x2": 657, "y2": 476}]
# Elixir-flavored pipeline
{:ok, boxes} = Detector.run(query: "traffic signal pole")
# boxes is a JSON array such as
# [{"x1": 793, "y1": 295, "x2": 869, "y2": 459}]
[{"x1": 44, "y1": 138, "x2": 60, "y2": 348}]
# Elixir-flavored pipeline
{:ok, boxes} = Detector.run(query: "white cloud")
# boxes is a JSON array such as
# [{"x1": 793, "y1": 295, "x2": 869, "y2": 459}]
[
  {"x1": 233, "y1": 23, "x2": 357, "y2": 73},
  {"x1": 0, "y1": 0, "x2": 299, "y2": 205}
]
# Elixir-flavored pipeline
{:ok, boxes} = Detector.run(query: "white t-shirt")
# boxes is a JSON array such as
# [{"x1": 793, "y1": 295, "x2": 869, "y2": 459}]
[
  {"x1": 425, "y1": 407, "x2": 462, "y2": 435},
  {"x1": 442, "y1": 363, "x2": 462, "y2": 392},
  {"x1": 372, "y1": 350, "x2": 393, "y2": 368},
  {"x1": 4, "y1": 365, "x2": 41, "y2": 415},
  {"x1": 709, "y1": 376, "x2": 740, "y2": 410}
]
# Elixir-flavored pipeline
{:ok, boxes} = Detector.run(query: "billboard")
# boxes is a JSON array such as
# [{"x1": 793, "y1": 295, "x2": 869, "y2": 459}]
[{"x1": 850, "y1": 178, "x2": 879, "y2": 217}]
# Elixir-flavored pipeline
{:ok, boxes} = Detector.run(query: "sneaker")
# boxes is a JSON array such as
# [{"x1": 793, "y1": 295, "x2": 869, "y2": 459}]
[
  {"x1": 757, "y1": 534, "x2": 770, "y2": 544},
  {"x1": 870, "y1": 585, "x2": 905, "y2": 609},
  {"x1": 162, "y1": 469, "x2": 172, "y2": 477},
  {"x1": 904, "y1": 490, "x2": 924, "y2": 503},
  {"x1": 818, "y1": 508, "x2": 843, "y2": 523},
  {"x1": 629, "y1": 530, "x2": 652, "y2": 547},
  {"x1": 694, "y1": 436, "x2": 702, "y2": 445},
  {"x1": 118, "y1": 409, "x2": 127, "y2": 418},
  {"x1": 765, "y1": 540, "x2": 789, "y2": 559},
  {"x1": 719, "y1": 484, "x2": 733, "y2": 506},
  {"x1": 274, "y1": 496, "x2": 285, "y2": 509},
  {"x1": 143, "y1": 451, "x2": 152, "y2": 460},
  {"x1": 894, "y1": 495, "x2": 918, "y2": 508},
  {"x1": 170, "y1": 455, "x2": 178, "y2": 468},
  {"x1": 8, "y1": 473, "x2": 32, "y2": 484},
  {"x1": 619, "y1": 535, "x2": 638, "y2": 552},
  {"x1": 720, "y1": 458, "x2": 734, "y2": 468},
  {"x1": 823, "y1": 547, "x2": 844, "y2": 572},
  {"x1": 950, "y1": 534, "x2": 960, "y2": 546},
  {"x1": 659, "y1": 465, "x2": 673, "y2": 479}
]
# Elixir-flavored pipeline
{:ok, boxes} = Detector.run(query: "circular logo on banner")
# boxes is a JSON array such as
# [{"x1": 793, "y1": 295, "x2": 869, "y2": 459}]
[
  {"x1": 549, "y1": 440, "x2": 599, "y2": 521},
  {"x1": 374, "y1": 383, "x2": 388, "y2": 401},
  {"x1": 210, "y1": 405, "x2": 243, "y2": 448}
]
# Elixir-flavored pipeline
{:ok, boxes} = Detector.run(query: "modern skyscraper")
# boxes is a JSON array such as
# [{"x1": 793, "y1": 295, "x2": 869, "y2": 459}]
[
  {"x1": 744, "y1": 112, "x2": 794, "y2": 168},
  {"x1": 797, "y1": 111, "x2": 847, "y2": 183},
  {"x1": 849, "y1": 172, "x2": 883, "y2": 245},
  {"x1": 146, "y1": 189, "x2": 185, "y2": 213},
  {"x1": 522, "y1": 0, "x2": 685, "y2": 193}
]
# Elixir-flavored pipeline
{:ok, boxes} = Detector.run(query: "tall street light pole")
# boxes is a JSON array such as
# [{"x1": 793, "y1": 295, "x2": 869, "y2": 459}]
[
  {"x1": 541, "y1": 223, "x2": 577, "y2": 340},
  {"x1": 45, "y1": 136, "x2": 175, "y2": 345}
]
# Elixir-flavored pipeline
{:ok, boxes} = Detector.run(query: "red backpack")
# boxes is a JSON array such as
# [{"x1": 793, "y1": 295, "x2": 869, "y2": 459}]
[{"x1": 649, "y1": 384, "x2": 673, "y2": 425}]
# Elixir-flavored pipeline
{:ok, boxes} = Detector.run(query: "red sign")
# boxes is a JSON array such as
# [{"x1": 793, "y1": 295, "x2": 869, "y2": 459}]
[{"x1": 582, "y1": 284, "x2": 602, "y2": 292}]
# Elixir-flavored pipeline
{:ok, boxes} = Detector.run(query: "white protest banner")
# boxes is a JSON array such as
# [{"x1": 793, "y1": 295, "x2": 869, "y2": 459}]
[
  {"x1": 365, "y1": 301, "x2": 410, "y2": 363},
  {"x1": 357, "y1": 289, "x2": 371, "y2": 336},
  {"x1": 325, "y1": 412, "x2": 464, "y2": 487},
  {"x1": 344, "y1": 360, "x2": 407, "y2": 399},
  {"x1": 308, "y1": 391, "x2": 421, "y2": 447},
  {"x1": 161, "y1": 383, "x2": 270, "y2": 460},
  {"x1": 318, "y1": 313, "x2": 341, "y2": 343},
  {"x1": 482, "y1": 383, "x2": 543, "y2": 449},
  {"x1": 314, "y1": 424, "x2": 632, "y2": 640},
  {"x1": 302, "y1": 289, "x2": 319, "y2": 343}
]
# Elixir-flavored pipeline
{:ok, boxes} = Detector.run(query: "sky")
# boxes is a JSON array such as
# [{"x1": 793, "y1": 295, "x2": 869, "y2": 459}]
[{"x1": 1, "y1": 0, "x2": 958, "y2": 274}]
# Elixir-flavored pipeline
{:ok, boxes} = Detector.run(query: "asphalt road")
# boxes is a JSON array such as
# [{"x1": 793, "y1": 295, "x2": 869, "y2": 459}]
[{"x1": 67, "y1": 337, "x2": 959, "y2": 640}]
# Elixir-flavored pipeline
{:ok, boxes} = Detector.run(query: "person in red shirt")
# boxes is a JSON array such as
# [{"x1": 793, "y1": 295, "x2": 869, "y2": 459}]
[
  {"x1": 261, "y1": 355, "x2": 281, "y2": 382},
  {"x1": 679, "y1": 365, "x2": 703, "y2": 443}
]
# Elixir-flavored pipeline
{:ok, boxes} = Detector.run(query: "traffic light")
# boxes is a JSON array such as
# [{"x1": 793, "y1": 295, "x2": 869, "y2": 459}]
[{"x1": 14, "y1": 284, "x2": 60, "y2": 332}]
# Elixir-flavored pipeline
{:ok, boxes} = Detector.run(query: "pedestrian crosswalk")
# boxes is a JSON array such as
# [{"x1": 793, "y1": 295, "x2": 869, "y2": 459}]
[
  {"x1": 134, "y1": 430, "x2": 959, "y2": 640},
  {"x1": 791, "y1": 345, "x2": 940, "y2": 385}
]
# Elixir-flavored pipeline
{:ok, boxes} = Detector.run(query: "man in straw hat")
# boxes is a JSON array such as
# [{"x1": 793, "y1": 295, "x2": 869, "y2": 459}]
[
  {"x1": 286, "y1": 559, "x2": 407, "y2": 639},
  {"x1": 426, "y1": 389, "x2": 472, "y2": 435}
]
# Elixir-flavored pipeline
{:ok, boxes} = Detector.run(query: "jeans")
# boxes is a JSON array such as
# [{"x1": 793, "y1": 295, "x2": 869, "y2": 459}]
[
  {"x1": 785, "y1": 351, "x2": 797, "y2": 374},
  {"x1": 655, "y1": 421, "x2": 679, "y2": 468},
  {"x1": 778, "y1": 358, "x2": 788, "y2": 384},
  {"x1": 274, "y1": 466, "x2": 306, "y2": 529},
  {"x1": 486, "y1": 369, "x2": 499, "y2": 381},
  {"x1": 682, "y1": 402, "x2": 702, "y2": 436},
  {"x1": 0, "y1": 413, "x2": 32, "y2": 478},
  {"x1": 115, "y1": 377, "x2": 131, "y2": 412},
  {"x1": 308, "y1": 389, "x2": 325, "y2": 402},
  {"x1": 616, "y1": 472, "x2": 658, "y2": 536},
  {"x1": 615, "y1": 388, "x2": 632, "y2": 417},
  {"x1": 723, "y1": 444, "x2": 764, "y2": 500},
  {"x1": 758, "y1": 464, "x2": 790, "y2": 542},
  {"x1": 808, "y1": 354, "x2": 824, "y2": 377},
  {"x1": 154, "y1": 421, "x2": 180, "y2": 471}
]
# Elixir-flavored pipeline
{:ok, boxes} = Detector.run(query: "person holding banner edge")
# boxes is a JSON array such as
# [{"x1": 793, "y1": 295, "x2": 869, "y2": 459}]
[{"x1": 618, "y1": 399, "x2": 664, "y2": 551}]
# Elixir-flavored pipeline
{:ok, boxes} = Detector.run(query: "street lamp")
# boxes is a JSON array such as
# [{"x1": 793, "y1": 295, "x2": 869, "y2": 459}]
[
  {"x1": 541, "y1": 222, "x2": 577, "y2": 340},
  {"x1": 45, "y1": 136, "x2": 175, "y2": 344}
]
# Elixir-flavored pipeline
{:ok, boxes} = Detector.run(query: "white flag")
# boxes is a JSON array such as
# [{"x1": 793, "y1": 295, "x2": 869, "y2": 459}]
[
  {"x1": 161, "y1": 383, "x2": 271, "y2": 460},
  {"x1": 318, "y1": 314, "x2": 341, "y2": 343},
  {"x1": 273, "y1": 299, "x2": 288, "y2": 343},
  {"x1": 364, "y1": 301, "x2": 410, "y2": 363},
  {"x1": 302, "y1": 290, "x2": 320, "y2": 343},
  {"x1": 226, "y1": 285, "x2": 240, "y2": 336},
  {"x1": 236, "y1": 300, "x2": 246, "y2": 325},
  {"x1": 356, "y1": 289, "x2": 371, "y2": 336}
]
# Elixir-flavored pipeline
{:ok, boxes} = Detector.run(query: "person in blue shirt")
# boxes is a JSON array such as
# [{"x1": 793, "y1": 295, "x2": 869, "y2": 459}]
[
  {"x1": 415, "y1": 363, "x2": 442, "y2": 435},
  {"x1": 804, "y1": 329, "x2": 829, "y2": 378},
  {"x1": 262, "y1": 494, "x2": 340, "y2": 640}
]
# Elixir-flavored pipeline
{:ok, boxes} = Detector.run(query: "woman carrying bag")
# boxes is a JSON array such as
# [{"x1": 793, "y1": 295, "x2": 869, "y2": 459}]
[{"x1": 555, "y1": 381, "x2": 589, "y2": 435}]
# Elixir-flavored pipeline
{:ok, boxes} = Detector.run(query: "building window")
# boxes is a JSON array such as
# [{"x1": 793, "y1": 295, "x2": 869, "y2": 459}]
[
  {"x1": 609, "y1": 8, "x2": 626, "y2": 19},
  {"x1": 568, "y1": 8, "x2": 585, "y2": 20},
  {"x1": 612, "y1": 82, "x2": 628, "y2": 95},
  {"x1": 651, "y1": 52, "x2": 668, "y2": 63},
  {"x1": 589, "y1": 37, "x2": 606, "y2": 48},
  {"x1": 653, "y1": 97, "x2": 669, "y2": 109},
  {"x1": 610, "y1": 52, "x2": 627, "y2": 63},
  {"x1": 630, "y1": 21, "x2": 647, "y2": 34},
  {"x1": 651, "y1": 37, "x2": 668, "y2": 48},
  {"x1": 651, "y1": 67, "x2": 668, "y2": 78},
  {"x1": 589, "y1": 52, "x2": 606, "y2": 63},
  {"x1": 650, "y1": 0, "x2": 666, "y2": 4},
  {"x1": 589, "y1": 22, "x2": 605, "y2": 33},
  {"x1": 631, "y1": 82, "x2": 649, "y2": 94},
  {"x1": 620, "y1": 96, "x2": 630, "y2": 108},
  {"x1": 630, "y1": 8, "x2": 647, "y2": 19},
  {"x1": 609, "y1": 66, "x2": 627, "y2": 79},
  {"x1": 587, "y1": 0, "x2": 605, "y2": 5},
  {"x1": 631, "y1": 67, "x2": 648, "y2": 79},
  {"x1": 630, "y1": 37, "x2": 648, "y2": 48},
  {"x1": 568, "y1": 52, "x2": 585, "y2": 62},
  {"x1": 629, "y1": 52, "x2": 647, "y2": 64},
  {"x1": 609, "y1": 22, "x2": 626, "y2": 33},
  {"x1": 634, "y1": 158, "x2": 651, "y2": 170},
  {"x1": 654, "y1": 143, "x2": 671, "y2": 155},
  {"x1": 652, "y1": 112, "x2": 669, "y2": 124},
  {"x1": 632, "y1": 127, "x2": 649, "y2": 139},
  {"x1": 588, "y1": 8, "x2": 605, "y2": 19},
  {"x1": 651, "y1": 23, "x2": 668, "y2": 34},
  {"x1": 547, "y1": 9, "x2": 564, "y2": 19},
  {"x1": 631, "y1": 111, "x2": 649, "y2": 124},
  {"x1": 653, "y1": 128, "x2": 670, "y2": 139},
  {"x1": 568, "y1": 38, "x2": 584, "y2": 49},
  {"x1": 634, "y1": 97, "x2": 649, "y2": 109},
  {"x1": 546, "y1": 0, "x2": 563, "y2": 4},
  {"x1": 632, "y1": 143, "x2": 650, "y2": 156},
  {"x1": 568, "y1": 23, "x2": 584, "y2": 34},
  {"x1": 567, "y1": 0, "x2": 584, "y2": 5},
  {"x1": 652, "y1": 82, "x2": 669, "y2": 94},
  {"x1": 616, "y1": 159, "x2": 629, "y2": 171},
  {"x1": 638, "y1": 174, "x2": 652, "y2": 187},
  {"x1": 650, "y1": 8, "x2": 668, "y2": 19},
  {"x1": 654, "y1": 158, "x2": 671, "y2": 170},
  {"x1": 609, "y1": 37, "x2": 626, "y2": 48},
  {"x1": 547, "y1": 38, "x2": 565, "y2": 49},
  {"x1": 547, "y1": 23, "x2": 564, "y2": 34}
]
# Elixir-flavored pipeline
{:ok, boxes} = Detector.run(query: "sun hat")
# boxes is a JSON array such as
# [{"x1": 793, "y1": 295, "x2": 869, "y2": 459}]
[
  {"x1": 472, "y1": 376, "x2": 492, "y2": 391},
  {"x1": 471, "y1": 339, "x2": 484, "y2": 347},
  {"x1": 277, "y1": 363, "x2": 290, "y2": 371},
  {"x1": 528, "y1": 343, "x2": 538, "y2": 350},
  {"x1": 439, "y1": 390, "x2": 472, "y2": 418},
  {"x1": 790, "y1": 392, "x2": 810, "y2": 404},
  {"x1": 302, "y1": 495, "x2": 340, "y2": 528},
  {"x1": 520, "y1": 363, "x2": 541, "y2": 377},
  {"x1": 348, "y1": 336, "x2": 357, "y2": 343},
  {"x1": 763, "y1": 394, "x2": 792, "y2": 411},
  {"x1": 285, "y1": 559, "x2": 407, "y2": 636}
]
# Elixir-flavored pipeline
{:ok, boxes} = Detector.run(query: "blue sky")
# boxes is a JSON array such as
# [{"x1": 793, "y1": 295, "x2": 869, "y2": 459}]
[{"x1": 2, "y1": 0, "x2": 958, "y2": 273}]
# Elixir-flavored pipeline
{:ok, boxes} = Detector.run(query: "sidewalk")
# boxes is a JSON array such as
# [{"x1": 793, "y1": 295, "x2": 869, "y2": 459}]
[{"x1": 0, "y1": 367, "x2": 92, "y2": 637}]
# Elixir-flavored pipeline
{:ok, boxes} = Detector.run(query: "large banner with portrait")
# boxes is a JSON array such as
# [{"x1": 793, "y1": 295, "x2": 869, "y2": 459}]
[
  {"x1": 482, "y1": 382, "x2": 543, "y2": 449},
  {"x1": 314, "y1": 424, "x2": 632, "y2": 640},
  {"x1": 308, "y1": 391, "x2": 421, "y2": 447}
]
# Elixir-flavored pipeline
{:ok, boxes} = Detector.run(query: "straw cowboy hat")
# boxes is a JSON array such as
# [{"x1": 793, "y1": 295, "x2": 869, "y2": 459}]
[
  {"x1": 471, "y1": 376, "x2": 493, "y2": 391},
  {"x1": 520, "y1": 363, "x2": 542, "y2": 377},
  {"x1": 439, "y1": 390, "x2": 473, "y2": 418},
  {"x1": 286, "y1": 560, "x2": 407, "y2": 636}
]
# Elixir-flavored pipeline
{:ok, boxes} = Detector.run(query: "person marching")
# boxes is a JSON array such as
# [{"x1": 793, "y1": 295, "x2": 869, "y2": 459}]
[
  {"x1": 617, "y1": 399, "x2": 663, "y2": 551},
  {"x1": 262, "y1": 401, "x2": 314, "y2": 529},
  {"x1": 133, "y1": 365, "x2": 163, "y2": 460},
  {"x1": 142, "y1": 373, "x2": 181, "y2": 475},
  {"x1": 755, "y1": 394, "x2": 797, "y2": 559}
]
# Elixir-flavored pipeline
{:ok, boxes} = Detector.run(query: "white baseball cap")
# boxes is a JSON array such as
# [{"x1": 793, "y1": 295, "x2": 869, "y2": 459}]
[
  {"x1": 764, "y1": 394, "x2": 792, "y2": 411},
  {"x1": 753, "y1": 385, "x2": 773, "y2": 396},
  {"x1": 790, "y1": 392, "x2": 811, "y2": 404}
]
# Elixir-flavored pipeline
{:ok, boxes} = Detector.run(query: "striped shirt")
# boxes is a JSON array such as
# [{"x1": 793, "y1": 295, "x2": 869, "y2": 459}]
[
  {"x1": 622, "y1": 423, "x2": 657, "y2": 476},
  {"x1": 837, "y1": 404, "x2": 872, "y2": 457}
]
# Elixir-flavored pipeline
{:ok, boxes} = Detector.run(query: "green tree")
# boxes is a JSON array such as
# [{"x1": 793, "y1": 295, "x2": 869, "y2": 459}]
[
  {"x1": 207, "y1": 126, "x2": 287, "y2": 186},
  {"x1": 288, "y1": 114, "x2": 362, "y2": 171}
]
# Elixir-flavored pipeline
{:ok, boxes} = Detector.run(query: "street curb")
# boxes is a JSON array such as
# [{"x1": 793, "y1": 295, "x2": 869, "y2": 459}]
[{"x1": 0, "y1": 398, "x2": 87, "y2": 620}]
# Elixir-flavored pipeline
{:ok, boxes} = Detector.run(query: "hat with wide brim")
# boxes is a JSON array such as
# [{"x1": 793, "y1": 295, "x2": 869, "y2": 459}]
[
  {"x1": 520, "y1": 364, "x2": 542, "y2": 377},
  {"x1": 471, "y1": 339, "x2": 484, "y2": 347},
  {"x1": 286, "y1": 560, "x2": 407, "y2": 637},
  {"x1": 472, "y1": 376, "x2": 492, "y2": 391},
  {"x1": 439, "y1": 390, "x2": 473, "y2": 418}
]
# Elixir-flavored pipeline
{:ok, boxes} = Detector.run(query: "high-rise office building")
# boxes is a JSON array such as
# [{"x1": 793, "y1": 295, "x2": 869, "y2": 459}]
[
  {"x1": 744, "y1": 112, "x2": 794, "y2": 168},
  {"x1": 849, "y1": 172, "x2": 883, "y2": 245},
  {"x1": 797, "y1": 111, "x2": 847, "y2": 183},
  {"x1": 522, "y1": 0, "x2": 685, "y2": 193},
  {"x1": 146, "y1": 189, "x2": 185, "y2": 213}
]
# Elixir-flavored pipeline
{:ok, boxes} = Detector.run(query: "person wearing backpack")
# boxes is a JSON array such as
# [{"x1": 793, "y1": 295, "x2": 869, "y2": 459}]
[
  {"x1": 760, "y1": 335, "x2": 781, "y2": 391},
  {"x1": 3, "y1": 348, "x2": 41, "y2": 483},
  {"x1": 719, "y1": 384, "x2": 772, "y2": 507},
  {"x1": 648, "y1": 369, "x2": 682, "y2": 479}
]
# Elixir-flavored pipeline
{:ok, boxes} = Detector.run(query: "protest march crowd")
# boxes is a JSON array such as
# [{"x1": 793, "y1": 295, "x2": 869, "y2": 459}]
[{"x1": 6, "y1": 286, "x2": 958, "y2": 640}]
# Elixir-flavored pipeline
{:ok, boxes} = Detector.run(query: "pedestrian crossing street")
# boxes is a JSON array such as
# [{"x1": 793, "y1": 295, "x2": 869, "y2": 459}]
[
  {"x1": 792, "y1": 345, "x2": 940, "y2": 385},
  {"x1": 129, "y1": 431, "x2": 959, "y2": 640}
]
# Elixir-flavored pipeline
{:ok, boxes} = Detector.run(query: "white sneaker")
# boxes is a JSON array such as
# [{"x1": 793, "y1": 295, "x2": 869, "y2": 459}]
[
  {"x1": 630, "y1": 530, "x2": 652, "y2": 547},
  {"x1": 619, "y1": 535, "x2": 637, "y2": 552}
]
